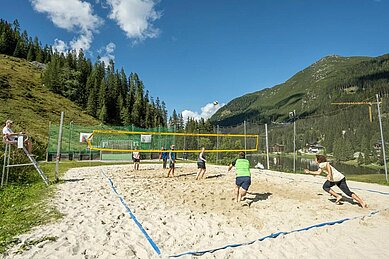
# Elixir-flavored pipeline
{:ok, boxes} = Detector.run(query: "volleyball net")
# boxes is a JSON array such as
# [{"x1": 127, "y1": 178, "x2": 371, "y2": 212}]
[{"x1": 87, "y1": 129, "x2": 259, "y2": 153}]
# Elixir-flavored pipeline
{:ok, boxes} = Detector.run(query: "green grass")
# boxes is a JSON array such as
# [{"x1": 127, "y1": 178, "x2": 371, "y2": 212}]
[
  {"x1": 0, "y1": 182, "x2": 61, "y2": 254},
  {"x1": 346, "y1": 174, "x2": 389, "y2": 185},
  {"x1": 276, "y1": 169, "x2": 389, "y2": 186},
  {"x1": 0, "y1": 160, "x2": 134, "y2": 254}
]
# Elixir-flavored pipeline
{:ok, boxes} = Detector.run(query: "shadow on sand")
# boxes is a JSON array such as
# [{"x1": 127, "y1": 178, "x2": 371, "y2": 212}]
[
  {"x1": 206, "y1": 174, "x2": 225, "y2": 179},
  {"x1": 245, "y1": 192, "x2": 272, "y2": 206},
  {"x1": 176, "y1": 172, "x2": 197, "y2": 178},
  {"x1": 329, "y1": 196, "x2": 360, "y2": 207},
  {"x1": 61, "y1": 178, "x2": 85, "y2": 183}
]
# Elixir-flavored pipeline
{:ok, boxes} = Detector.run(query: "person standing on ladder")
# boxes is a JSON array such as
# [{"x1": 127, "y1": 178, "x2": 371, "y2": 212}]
[{"x1": 2, "y1": 119, "x2": 33, "y2": 154}]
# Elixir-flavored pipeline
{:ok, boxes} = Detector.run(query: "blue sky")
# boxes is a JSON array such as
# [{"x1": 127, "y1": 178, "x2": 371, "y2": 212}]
[{"x1": 1, "y1": 0, "x2": 389, "y2": 120}]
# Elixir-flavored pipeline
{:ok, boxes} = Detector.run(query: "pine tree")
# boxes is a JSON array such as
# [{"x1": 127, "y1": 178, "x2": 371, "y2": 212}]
[
  {"x1": 26, "y1": 43, "x2": 35, "y2": 61},
  {"x1": 99, "y1": 103, "x2": 108, "y2": 123},
  {"x1": 13, "y1": 39, "x2": 27, "y2": 58}
]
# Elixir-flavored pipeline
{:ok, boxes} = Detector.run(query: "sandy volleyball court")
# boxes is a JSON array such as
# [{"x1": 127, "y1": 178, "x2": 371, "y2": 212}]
[{"x1": 4, "y1": 163, "x2": 389, "y2": 258}]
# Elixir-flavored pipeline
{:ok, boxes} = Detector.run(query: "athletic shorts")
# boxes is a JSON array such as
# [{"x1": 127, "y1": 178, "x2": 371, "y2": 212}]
[
  {"x1": 236, "y1": 176, "x2": 251, "y2": 191},
  {"x1": 169, "y1": 160, "x2": 175, "y2": 168},
  {"x1": 323, "y1": 178, "x2": 353, "y2": 197},
  {"x1": 133, "y1": 158, "x2": 140, "y2": 163},
  {"x1": 197, "y1": 161, "x2": 206, "y2": 169}
]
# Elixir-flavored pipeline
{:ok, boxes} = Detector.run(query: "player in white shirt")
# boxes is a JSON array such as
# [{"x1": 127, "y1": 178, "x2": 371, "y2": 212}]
[{"x1": 305, "y1": 155, "x2": 367, "y2": 208}]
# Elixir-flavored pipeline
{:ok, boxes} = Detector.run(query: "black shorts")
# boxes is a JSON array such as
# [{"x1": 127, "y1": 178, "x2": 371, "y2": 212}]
[
  {"x1": 323, "y1": 178, "x2": 353, "y2": 197},
  {"x1": 197, "y1": 161, "x2": 206, "y2": 169},
  {"x1": 133, "y1": 158, "x2": 140, "y2": 163},
  {"x1": 169, "y1": 160, "x2": 175, "y2": 168},
  {"x1": 236, "y1": 176, "x2": 251, "y2": 191}
]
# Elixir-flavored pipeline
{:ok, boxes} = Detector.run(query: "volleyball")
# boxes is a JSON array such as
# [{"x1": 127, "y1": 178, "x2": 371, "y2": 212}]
[{"x1": 213, "y1": 101, "x2": 219, "y2": 106}]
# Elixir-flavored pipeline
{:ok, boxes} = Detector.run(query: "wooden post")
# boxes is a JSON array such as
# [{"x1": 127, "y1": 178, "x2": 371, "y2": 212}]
[
  {"x1": 376, "y1": 94, "x2": 388, "y2": 182},
  {"x1": 265, "y1": 124, "x2": 270, "y2": 169}
]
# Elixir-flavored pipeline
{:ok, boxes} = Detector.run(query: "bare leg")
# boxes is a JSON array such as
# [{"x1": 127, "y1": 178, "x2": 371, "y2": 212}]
[
  {"x1": 239, "y1": 188, "x2": 247, "y2": 201},
  {"x1": 199, "y1": 169, "x2": 206, "y2": 179},
  {"x1": 25, "y1": 140, "x2": 33, "y2": 154},
  {"x1": 352, "y1": 193, "x2": 368, "y2": 208},
  {"x1": 235, "y1": 186, "x2": 240, "y2": 203},
  {"x1": 196, "y1": 169, "x2": 201, "y2": 180}
]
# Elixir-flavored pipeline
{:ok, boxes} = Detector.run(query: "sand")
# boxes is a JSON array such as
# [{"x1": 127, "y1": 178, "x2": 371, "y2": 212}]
[{"x1": 3, "y1": 163, "x2": 389, "y2": 259}]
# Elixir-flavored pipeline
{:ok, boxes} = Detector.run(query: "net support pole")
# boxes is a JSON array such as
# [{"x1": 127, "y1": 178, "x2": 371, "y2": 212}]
[
  {"x1": 265, "y1": 124, "x2": 270, "y2": 169},
  {"x1": 1, "y1": 143, "x2": 9, "y2": 188},
  {"x1": 216, "y1": 125, "x2": 219, "y2": 164},
  {"x1": 376, "y1": 94, "x2": 388, "y2": 183},
  {"x1": 244, "y1": 120, "x2": 247, "y2": 151},
  {"x1": 293, "y1": 110, "x2": 296, "y2": 172},
  {"x1": 46, "y1": 121, "x2": 51, "y2": 162},
  {"x1": 158, "y1": 125, "x2": 161, "y2": 149},
  {"x1": 55, "y1": 111, "x2": 64, "y2": 182}
]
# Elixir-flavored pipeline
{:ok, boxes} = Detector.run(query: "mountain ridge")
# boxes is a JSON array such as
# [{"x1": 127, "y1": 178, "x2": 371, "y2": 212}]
[{"x1": 210, "y1": 54, "x2": 388, "y2": 126}]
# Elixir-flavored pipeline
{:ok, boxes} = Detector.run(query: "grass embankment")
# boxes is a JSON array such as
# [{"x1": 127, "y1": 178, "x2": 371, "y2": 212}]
[
  {"x1": 0, "y1": 160, "x2": 133, "y2": 254},
  {"x1": 279, "y1": 169, "x2": 389, "y2": 186}
]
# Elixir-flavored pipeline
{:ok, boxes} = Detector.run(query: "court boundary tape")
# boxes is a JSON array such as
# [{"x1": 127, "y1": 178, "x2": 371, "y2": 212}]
[
  {"x1": 100, "y1": 170, "x2": 161, "y2": 255},
  {"x1": 169, "y1": 209, "x2": 383, "y2": 257}
]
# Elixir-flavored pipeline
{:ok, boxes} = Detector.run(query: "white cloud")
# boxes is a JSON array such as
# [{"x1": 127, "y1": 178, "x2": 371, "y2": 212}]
[
  {"x1": 98, "y1": 42, "x2": 116, "y2": 64},
  {"x1": 106, "y1": 0, "x2": 161, "y2": 42},
  {"x1": 182, "y1": 102, "x2": 224, "y2": 122},
  {"x1": 52, "y1": 39, "x2": 68, "y2": 53},
  {"x1": 30, "y1": 0, "x2": 103, "y2": 52}
]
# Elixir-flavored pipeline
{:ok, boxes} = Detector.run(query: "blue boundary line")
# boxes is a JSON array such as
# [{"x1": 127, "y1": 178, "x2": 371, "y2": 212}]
[
  {"x1": 100, "y1": 170, "x2": 161, "y2": 255},
  {"x1": 169, "y1": 210, "x2": 381, "y2": 257}
]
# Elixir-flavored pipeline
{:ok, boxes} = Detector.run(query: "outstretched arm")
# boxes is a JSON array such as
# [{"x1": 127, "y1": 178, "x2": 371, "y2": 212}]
[{"x1": 304, "y1": 168, "x2": 322, "y2": 175}]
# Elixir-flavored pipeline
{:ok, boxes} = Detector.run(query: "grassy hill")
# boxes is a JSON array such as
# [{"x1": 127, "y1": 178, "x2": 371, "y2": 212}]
[
  {"x1": 211, "y1": 54, "x2": 389, "y2": 125},
  {"x1": 0, "y1": 54, "x2": 99, "y2": 153}
]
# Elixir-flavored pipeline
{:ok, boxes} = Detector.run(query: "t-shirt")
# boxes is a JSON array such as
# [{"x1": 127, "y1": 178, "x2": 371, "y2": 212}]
[
  {"x1": 161, "y1": 152, "x2": 168, "y2": 159},
  {"x1": 2, "y1": 126, "x2": 16, "y2": 141},
  {"x1": 232, "y1": 158, "x2": 251, "y2": 177},
  {"x1": 132, "y1": 152, "x2": 140, "y2": 160},
  {"x1": 169, "y1": 150, "x2": 176, "y2": 161},
  {"x1": 319, "y1": 162, "x2": 345, "y2": 182}
]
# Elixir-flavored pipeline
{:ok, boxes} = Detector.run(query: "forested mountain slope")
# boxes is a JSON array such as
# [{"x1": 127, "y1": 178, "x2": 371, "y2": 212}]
[
  {"x1": 210, "y1": 54, "x2": 389, "y2": 161},
  {"x1": 211, "y1": 54, "x2": 389, "y2": 125}
]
